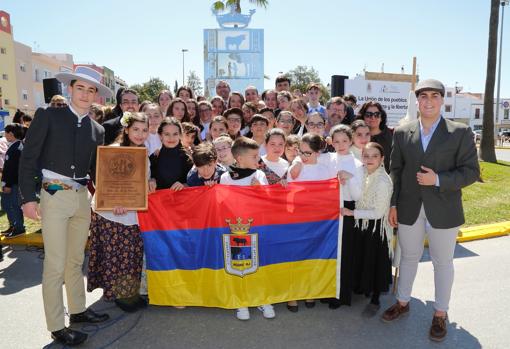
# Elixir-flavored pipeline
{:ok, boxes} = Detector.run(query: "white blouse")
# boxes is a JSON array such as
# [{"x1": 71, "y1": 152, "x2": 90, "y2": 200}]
[
  {"x1": 220, "y1": 170, "x2": 268, "y2": 186},
  {"x1": 329, "y1": 153, "x2": 364, "y2": 202},
  {"x1": 261, "y1": 156, "x2": 289, "y2": 178}
]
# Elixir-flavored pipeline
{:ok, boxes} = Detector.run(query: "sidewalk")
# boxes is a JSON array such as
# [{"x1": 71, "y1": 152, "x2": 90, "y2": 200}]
[{"x1": 2, "y1": 236, "x2": 509, "y2": 348}]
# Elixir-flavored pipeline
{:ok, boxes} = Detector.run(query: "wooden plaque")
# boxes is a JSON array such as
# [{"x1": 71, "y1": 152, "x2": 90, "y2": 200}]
[{"x1": 95, "y1": 146, "x2": 148, "y2": 211}]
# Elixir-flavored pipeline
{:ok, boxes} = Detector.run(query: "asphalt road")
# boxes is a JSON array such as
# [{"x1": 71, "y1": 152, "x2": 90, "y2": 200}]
[
  {"x1": 1, "y1": 236, "x2": 509, "y2": 349},
  {"x1": 495, "y1": 148, "x2": 510, "y2": 162}
]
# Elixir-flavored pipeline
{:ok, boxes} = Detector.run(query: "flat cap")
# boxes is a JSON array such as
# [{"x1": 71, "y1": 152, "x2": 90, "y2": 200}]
[{"x1": 415, "y1": 79, "x2": 445, "y2": 97}]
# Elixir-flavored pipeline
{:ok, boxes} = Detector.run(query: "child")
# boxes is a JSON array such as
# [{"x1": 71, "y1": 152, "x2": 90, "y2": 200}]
[
  {"x1": 276, "y1": 111, "x2": 295, "y2": 136},
  {"x1": 327, "y1": 125, "x2": 364, "y2": 309},
  {"x1": 1, "y1": 123, "x2": 26, "y2": 239},
  {"x1": 241, "y1": 102, "x2": 258, "y2": 135},
  {"x1": 227, "y1": 92, "x2": 245, "y2": 109},
  {"x1": 350, "y1": 120, "x2": 371, "y2": 161},
  {"x1": 305, "y1": 112, "x2": 326, "y2": 137},
  {"x1": 87, "y1": 112, "x2": 150, "y2": 312},
  {"x1": 166, "y1": 98, "x2": 191, "y2": 123},
  {"x1": 208, "y1": 116, "x2": 229, "y2": 141},
  {"x1": 213, "y1": 135, "x2": 235, "y2": 170},
  {"x1": 341, "y1": 142, "x2": 393, "y2": 318},
  {"x1": 181, "y1": 122, "x2": 200, "y2": 155},
  {"x1": 286, "y1": 133, "x2": 336, "y2": 311},
  {"x1": 260, "y1": 107, "x2": 276, "y2": 129},
  {"x1": 259, "y1": 128, "x2": 288, "y2": 185},
  {"x1": 143, "y1": 103, "x2": 163, "y2": 155},
  {"x1": 306, "y1": 83, "x2": 326, "y2": 119},
  {"x1": 249, "y1": 114, "x2": 269, "y2": 156},
  {"x1": 149, "y1": 117, "x2": 193, "y2": 191},
  {"x1": 224, "y1": 108, "x2": 244, "y2": 140},
  {"x1": 282, "y1": 134, "x2": 300, "y2": 164},
  {"x1": 219, "y1": 137, "x2": 274, "y2": 320},
  {"x1": 187, "y1": 143, "x2": 226, "y2": 187},
  {"x1": 211, "y1": 96, "x2": 226, "y2": 117}
]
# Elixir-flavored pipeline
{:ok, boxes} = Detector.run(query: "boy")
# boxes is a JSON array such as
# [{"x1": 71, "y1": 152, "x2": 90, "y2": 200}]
[
  {"x1": 181, "y1": 122, "x2": 200, "y2": 155},
  {"x1": 187, "y1": 143, "x2": 226, "y2": 187},
  {"x1": 219, "y1": 137, "x2": 274, "y2": 320},
  {"x1": 213, "y1": 135, "x2": 236, "y2": 169},
  {"x1": 249, "y1": 115, "x2": 269, "y2": 156},
  {"x1": 306, "y1": 83, "x2": 326, "y2": 119}
]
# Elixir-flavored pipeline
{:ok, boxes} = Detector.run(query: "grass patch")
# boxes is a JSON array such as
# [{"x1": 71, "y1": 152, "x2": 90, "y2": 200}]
[
  {"x1": 463, "y1": 161, "x2": 510, "y2": 226},
  {"x1": 0, "y1": 161, "x2": 509, "y2": 232}
]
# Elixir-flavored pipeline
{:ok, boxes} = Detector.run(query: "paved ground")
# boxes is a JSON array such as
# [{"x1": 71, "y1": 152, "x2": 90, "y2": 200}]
[
  {"x1": 1, "y1": 236, "x2": 509, "y2": 349},
  {"x1": 495, "y1": 148, "x2": 510, "y2": 162}
]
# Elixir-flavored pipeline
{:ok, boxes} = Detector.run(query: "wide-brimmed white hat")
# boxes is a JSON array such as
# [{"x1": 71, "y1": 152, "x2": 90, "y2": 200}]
[{"x1": 55, "y1": 66, "x2": 113, "y2": 98}]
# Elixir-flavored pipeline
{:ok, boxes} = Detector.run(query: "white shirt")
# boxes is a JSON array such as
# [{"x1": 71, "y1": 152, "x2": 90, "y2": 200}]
[
  {"x1": 329, "y1": 152, "x2": 364, "y2": 201},
  {"x1": 220, "y1": 170, "x2": 268, "y2": 186},
  {"x1": 261, "y1": 156, "x2": 289, "y2": 178},
  {"x1": 287, "y1": 161, "x2": 336, "y2": 182},
  {"x1": 145, "y1": 133, "x2": 162, "y2": 156},
  {"x1": 200, "y1": 121, "x2": 211, "y2": 140},
  {"x1": 258, "y1": 143, "x2": 267, "y2": 157}
]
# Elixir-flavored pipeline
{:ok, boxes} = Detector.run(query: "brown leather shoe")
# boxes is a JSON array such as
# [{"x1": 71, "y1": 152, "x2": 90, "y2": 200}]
[
  {"x1": 381, "y1": 301, "x2": 410, "y2": 323},
  {"x1": 429, "y1": 314, "x2": 448, "y2": 342}
]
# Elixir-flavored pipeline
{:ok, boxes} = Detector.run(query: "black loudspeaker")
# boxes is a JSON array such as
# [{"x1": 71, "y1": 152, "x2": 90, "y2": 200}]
[
  {"x1": 43, "y1": 78, "x2": 63, "y2": 103},
  {"x1": 330, "y1": 75, "x2": 349, "y2": 97}
]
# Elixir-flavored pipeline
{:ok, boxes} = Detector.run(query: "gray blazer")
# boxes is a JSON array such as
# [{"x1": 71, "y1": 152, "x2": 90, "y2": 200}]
[{"x1": 390, "y1": 117, "x2": 479, "y2": 229}]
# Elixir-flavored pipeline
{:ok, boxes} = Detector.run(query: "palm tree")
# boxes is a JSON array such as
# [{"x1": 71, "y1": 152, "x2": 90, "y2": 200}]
[
  {"x1": 212, "y1": 0, "x2": 268, "y2": 13},
  {"x1": 480, "y1": 0, "x2": 500, "y2": 163}
]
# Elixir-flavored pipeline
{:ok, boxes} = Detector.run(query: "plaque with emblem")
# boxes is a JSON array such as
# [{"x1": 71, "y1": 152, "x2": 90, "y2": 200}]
[{"x1": 95, "y1": 146, "x2": 148, "y2": 211}]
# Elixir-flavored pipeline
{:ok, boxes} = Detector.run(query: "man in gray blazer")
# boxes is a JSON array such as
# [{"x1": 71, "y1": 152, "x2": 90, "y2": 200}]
[{"x1": 381, "y1": 79, "x2": 479, "y2": 342}]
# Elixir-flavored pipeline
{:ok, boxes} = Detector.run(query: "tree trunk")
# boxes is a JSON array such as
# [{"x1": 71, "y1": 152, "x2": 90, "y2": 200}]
[{"x1": 480, "y1": 0, "x2": 500, "y2": 163}]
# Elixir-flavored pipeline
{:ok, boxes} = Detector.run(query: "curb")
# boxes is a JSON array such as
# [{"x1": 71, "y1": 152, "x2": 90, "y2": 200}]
[{"x1": 457, "y1": 221, "x2": 510, "y2": 242}]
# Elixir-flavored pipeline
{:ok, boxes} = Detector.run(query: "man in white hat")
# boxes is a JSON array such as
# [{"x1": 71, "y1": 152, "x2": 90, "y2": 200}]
[{"x1": 19, "y1": 66, "x2": 112, "y2": 346}]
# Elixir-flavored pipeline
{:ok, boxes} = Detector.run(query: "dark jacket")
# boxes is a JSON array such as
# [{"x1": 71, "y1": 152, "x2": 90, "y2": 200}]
[
  {"x1": 372, "y1": 126, "x2": 393, "y2": 173},
  {"x1": 19, "y1": 107, "x2": 104, "y2": 203},
  {"x1": 2, "y1": 140, "x2": 23, "y2": 187},
  {"x1": 150, "y1": 144, "x2": 193, "y2": 190},
  {"x1": 102, "y1": 115, "x2": 122, "y2": 145},
  {"x1": 390, "y1": 118, "x2": 479, "y2": 229}
]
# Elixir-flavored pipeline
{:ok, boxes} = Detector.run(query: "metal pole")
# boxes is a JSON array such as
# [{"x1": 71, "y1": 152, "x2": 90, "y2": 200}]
[
  {"x1": 181, "y1": 49, "x2": 188, "y2": 86},
  {"x1": 495, "y1": 1, "x2": 508, "y2": 137}
]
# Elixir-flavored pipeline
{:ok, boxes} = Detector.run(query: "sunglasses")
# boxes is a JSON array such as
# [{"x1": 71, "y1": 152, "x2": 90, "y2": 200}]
[
  {"x1": 364, "y1": 111, "x2": 381, "y2": 119},
  {"x1": 306, "y1": 122, "x2": 325, "y2": 128}
]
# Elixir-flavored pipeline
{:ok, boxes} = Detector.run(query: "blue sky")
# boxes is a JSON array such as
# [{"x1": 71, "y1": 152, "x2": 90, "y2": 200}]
[{"x1": 3, "y1": 0, "x2": 510, "y2": 96}]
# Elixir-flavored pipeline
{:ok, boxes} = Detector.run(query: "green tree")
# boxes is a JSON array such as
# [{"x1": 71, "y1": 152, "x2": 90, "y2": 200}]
[
  {"x1": 285, "y1": 66, "x2": 330, "y2": 104},
  {"x1": 186, "y1": 71, "x2": 204, "y2": 97},
  {"x1": 212, "y1": 0, "x2": 268, "y2": 13},
  {"x1": 129, "y1": 77, "x2": 169, "y2": 103},
  {"x1": 480, "y1": 0, "x2": 500, "y2": 163}
]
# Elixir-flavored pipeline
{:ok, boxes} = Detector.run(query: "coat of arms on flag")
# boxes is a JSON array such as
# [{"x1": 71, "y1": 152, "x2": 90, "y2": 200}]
[{"x1": 223, "y1": 218, "x2": 259, "y2": 277}]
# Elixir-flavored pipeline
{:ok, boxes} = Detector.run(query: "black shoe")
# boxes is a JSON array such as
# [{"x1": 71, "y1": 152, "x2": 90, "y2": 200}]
[
  {"x1": 70, "y1": 308, "x2": 110, "y2": 324},
  {"x1": 305, "y1": 301, "x2": 316, "y2": 308},
  {"x1": 4, "y1": 229, "x2": 25, "y2": 239},
  {"x1": 286, "y1": 304, "x2": 299, "y2": 313},
  {"x1": 51, "y1": 327, "x2": 88, "y2": 346},
  {"x1": 0, "y1": 227, "x2": 13, "y2": 236},
  {"x1": 115, "y1": 297, "x2": 144, "y2": 313},
  {"x1": 328, "y1": 299, "x2": 341, "y2": 309},
  {"x1": 320, "y1": 298, "x2": 330, "y2": 304}
]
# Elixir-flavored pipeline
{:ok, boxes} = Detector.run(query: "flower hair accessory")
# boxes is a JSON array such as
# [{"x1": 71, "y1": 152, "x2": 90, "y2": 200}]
[{"x1": 120, "y1": 112, "x2": 132, "y2": 127}]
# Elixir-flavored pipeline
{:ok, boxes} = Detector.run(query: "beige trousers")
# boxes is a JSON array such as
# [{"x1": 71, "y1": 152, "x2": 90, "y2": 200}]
[{"x1": 40, "y1": 188, "x2": 91, "y2": 332}]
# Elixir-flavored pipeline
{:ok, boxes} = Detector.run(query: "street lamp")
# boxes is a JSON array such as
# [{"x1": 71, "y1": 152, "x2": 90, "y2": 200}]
[
  {"x1": 495, "y1": 0, "x2": 509, "y2": 135},
  {"x1": 181, "y1": 49, "x2": 189, "y2": 86}
]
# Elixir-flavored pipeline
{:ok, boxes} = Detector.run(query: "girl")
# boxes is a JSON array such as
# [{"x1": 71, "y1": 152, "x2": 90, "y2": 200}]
[
  {"x1": 224, "y1": 108, "x2": 244, "y2": 140},
  {"x1": 186, "y1": 99, "x2": 199, "y2": 123},
  {"x1": 149, "y1": 117, "x2": 193, "y2": 191},
  {"x1": 166, "y1": 98, "x2": 191, "y2": 123},
  {"x1": 260, "y1": 108, "x2": 276, "y2": 129},
  {"x1": 227, "y1": 91, "x2": 245, "y2": 109},
  {"x1": 259, "y1": 128, "x2": 288, "y2": 185},
  {"x1": 176, "y1": 86, "x2": 194, "y2": 102},
  {"x1": 143, "y1": 103, "x2": 163, "y2": 155},
  {"x1": 286, "y1": 133, "x2": 336, "y2": 311},
  {"x1": 289, "y1": 98, "x2": 308, "y2": 136},
  {"x1": 181, "y1": 122, "x2": 200, "y2": 155},
  {"x1": 241, "y1": 102, "x2": 258, "y2": 135},
  {"x1": 244, "y1": 86, "x2": 259, "y2": 103},
  {"x1": 342, "y1": 142, "x2": 393, "y2": 317},
  {"x1": 157, "y1": 90, "x2": 173, "y2": 116},
  {"x1": 1, "y1": 123, "x2": 26, "y2": 239},
  {"x1": 211, "y1": 96, "x2": 226, "y2": 116},
  {"x1": 276, "y1": 111, "x2": 295, "y2": 136},
  {"x1": 305, "y1": 112, "x2": 326, "y2": 137},
  {"x1": 208, "y1": 116, "x2": 229, "y2": 141},
  {"x1": 87, "y1": 112, "x2": 150, "y2": 312},
  {"x1": 212, "y1": 135, "x2": 235, "y2": 170},
  {"x1": 283, "y1": 134, "x2": 300, "y2": 164},
  {"x1": 350, "y1": 120, "x2": 371, "y2": 161},
  {"x1": 328, "y1": 125, "x2": 364, "y2": 308}
]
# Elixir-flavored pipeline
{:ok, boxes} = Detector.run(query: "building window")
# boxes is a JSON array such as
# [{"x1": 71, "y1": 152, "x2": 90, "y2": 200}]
[
  {"x1": 4, "y1": 99, "x2": 9, "y2": 105},
  {"x1": 44, "y1": 70, "x2": 51, "y2": 78},
  {"x1": 34, "y1": 69, "x2": 40, "y2": 82},
  {"x1": 475, "y1": 108, "x2": 480, "y2": 119},
  {"x1": 2, "y1": 74, "x2": 7, "y2": 80},
  {"x1": 0, "y1": 48, "x2": 6, "y2": 54},
  {"x1": 505, "y1": 109, "x2": 509, "y2": 120},
  {"x1": 20, "y1": 63, "x2": 26, "y2": 72},
  {"x1": 22, "y1": 90, "x2": 28, "y2": 100},
  {"x1": 447, "y1": 91, "x2": 452, "y2": 98},
  {"x1": 445, "y1": 105, "x2": 452, "y2": 113}
]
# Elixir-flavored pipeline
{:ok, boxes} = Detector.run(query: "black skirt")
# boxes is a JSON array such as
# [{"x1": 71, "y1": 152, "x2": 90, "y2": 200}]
[
  {"x1": 339, "y1": 201, "x2": 356, "y2": 305},
  {"x1": 352, "y1": 219, "x2": 392, "y2": 294}
]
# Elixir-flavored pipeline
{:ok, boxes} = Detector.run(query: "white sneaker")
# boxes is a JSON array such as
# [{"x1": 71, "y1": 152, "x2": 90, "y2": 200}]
[
  {"x1": 236, "y1": 307, "x2": 250, "y2": 320},
  {"x1": 257, "y1": 304, "x2": 276, "y2": 319}
]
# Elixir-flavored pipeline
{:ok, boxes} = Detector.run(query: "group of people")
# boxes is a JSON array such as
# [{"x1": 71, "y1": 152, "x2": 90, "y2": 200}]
[{"x1": 4, "y1": 65, "x2": 479, "y2": 346}]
